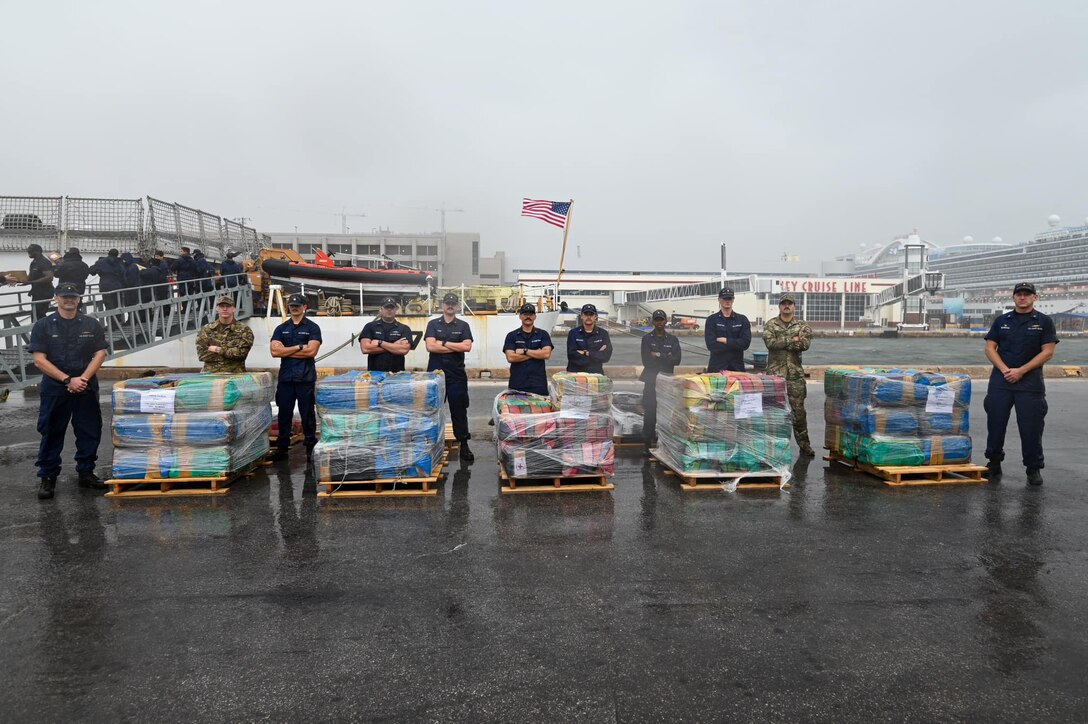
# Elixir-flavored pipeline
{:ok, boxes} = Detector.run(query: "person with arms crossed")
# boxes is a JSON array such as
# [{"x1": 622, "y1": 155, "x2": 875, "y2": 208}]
[
  {"x1": 359, "y1": 297, "x2": 413, "y2": 372},
  {"x1": 268, "y1": 294, "x2": 322, "y2": 462},
  {"x1": 566, "y1": 303, "x2": 612, "y2": 374},
  {"x1": 425, "y1": 292, "x2": 475, "y2": 461},
  {"x1": 640, "y1": 309, "x2": 682, "y2": 453},
  {"x1": 196, "y1": 295, "x2": 255, "y2": 373},
  {"x1": 704, "y1": 287, "x2": 751, "y2": 373},
  {"x1": 504, "y1": 302, "x2": 553, "y2": 396}
]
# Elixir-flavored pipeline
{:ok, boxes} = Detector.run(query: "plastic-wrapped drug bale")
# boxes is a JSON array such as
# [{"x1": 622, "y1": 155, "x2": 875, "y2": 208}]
[
  {"x1": 110, "y1": 372, "x2": 274, "y2": 480},
  {"x1": 611, "y1": 391, "x2": 644, "y2": 437},
  {"x1": 549, "y1": 372, "x2": 613, "y2": 412},
  {"x1": 493, "y1": 390, "x2": 614, "y2": 478},
  {"x1": 313, "y1": 371, "x2": 447, "y2": 481},
  {"x1": 112, "y1": 405, "x2": 274, "y2": 447},
  {"x1": 111, "y1": 420, "x2": 271, "y2": 479},
  {"x1": 654, "y1": 372, "x2": 793, "y2": 482},
  {"x1": 823, "y1": 367, "x2": 973, "y2": 466},
  {"x1": 112, "y1": 372, "x2": 273, "y2": 414}
]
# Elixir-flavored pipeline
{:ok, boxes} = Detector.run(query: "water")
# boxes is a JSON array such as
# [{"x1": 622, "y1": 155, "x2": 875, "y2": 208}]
[{"x1": 598, "y1": 334, "x2": 1088, "y2": 367}]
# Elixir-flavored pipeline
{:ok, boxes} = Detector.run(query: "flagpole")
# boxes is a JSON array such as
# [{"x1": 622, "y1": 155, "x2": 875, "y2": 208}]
[{"x1": 554, "y1": 199, "x2": 574, "y2": 304}]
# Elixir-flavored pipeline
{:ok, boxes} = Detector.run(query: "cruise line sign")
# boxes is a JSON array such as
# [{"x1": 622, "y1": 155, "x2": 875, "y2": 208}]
[{"x1": 775, "y1": 278, "x2": 887, "y2": 294}]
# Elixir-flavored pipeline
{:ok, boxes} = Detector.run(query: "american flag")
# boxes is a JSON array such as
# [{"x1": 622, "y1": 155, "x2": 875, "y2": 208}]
[{"x1": 521, "y1": 198, "x2": 570, "y2": 229}]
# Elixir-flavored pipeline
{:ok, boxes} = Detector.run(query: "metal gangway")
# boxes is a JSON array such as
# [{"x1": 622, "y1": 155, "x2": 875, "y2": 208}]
[{"x1": 0, "y1": 274, "x2": 253, "y2": 390}]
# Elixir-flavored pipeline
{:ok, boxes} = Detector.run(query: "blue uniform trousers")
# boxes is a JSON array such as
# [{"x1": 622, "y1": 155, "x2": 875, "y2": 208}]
[
  {"x1": 984, "y1": 385, "x2": 1048, "y2": 469},
  {"x1": 446, "y1": 377, "x2": 471, "y2": 442},
  {"x1": 642, "y1": 380, "x2": 659, "y2": 445},
  {"x1": 275, "y1": 381, "x2": 317, "y2": 448},
  {"x1": 36, "y1": 387, "x2": 102, "y2": 478}
]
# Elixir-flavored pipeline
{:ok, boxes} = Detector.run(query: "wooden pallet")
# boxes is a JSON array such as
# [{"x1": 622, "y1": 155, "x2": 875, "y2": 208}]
[
  {"x1": 649, "y1": 449, "x2": 789, "y2": 491},
  {"x1": 444, "y1": 423, "x2": 459, "y2": 449},
  {"x1": 318, "y1": 453, "x2": 449, "y2": 498},
  {"x1": 825, "y1": 450, "x2": 988, "y2": 486},
  {"x1": 499, "y1": 464, "x2": 614, "y2": 494},
  {"x1": 104, "y1": 460, "x2": 266, "y2": 498}
]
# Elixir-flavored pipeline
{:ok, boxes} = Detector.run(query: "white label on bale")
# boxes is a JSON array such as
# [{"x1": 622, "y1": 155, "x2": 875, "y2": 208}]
[
  {"x1": 560, "y1": 408, "x2": 589, "y2": 420},
  {"x1": 140, "y1": 389, "x2": 176, "y2": 414},
  {"x1": 926, "y1": 386, "x2": 955, "y2": 414},
  {"x1": 564, "y1": 394, "x2": 593, "y2": 409},
  {"x1": 513, "y1": 451, "x2": 528, "y2": 477},
  {"x1": 734, "y1": 393, "x2": 764, "y2": 419}
]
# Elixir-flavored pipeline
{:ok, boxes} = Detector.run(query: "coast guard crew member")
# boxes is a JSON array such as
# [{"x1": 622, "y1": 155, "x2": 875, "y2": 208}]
[
  {"x1": 983, "y1": 281, "x2": 1058, "y2": 486},
  {"x1": 269, "y1": 293, "x2": 322, "y2": 462},
  {"x1": 4, "y1": 243, "x2": 54, "y2": 321},
  {"x1": 640, "y1": 309, "x2": 682, "y2": 452},
  {"x1": 425, "y1": 292, "x2": 475, "y2": 461},
  {"x1": 359, "y1": 297, "x2": 413, "y2": 372},
  {"x1": 28, "y1": 282, "x2": 109, "y2": 499},
  {"x1": 503, "y1": 302, "x2": 554, "y2": 396},
  {"x1": 196, "y1": 295, "x2": 255, "y2": 373},
  {"x1": 566, "y1": 303, "x2": 613, "y2": 374},
  {"x1": 704, "y1": 287, "x2": 751, "y2": 372}
]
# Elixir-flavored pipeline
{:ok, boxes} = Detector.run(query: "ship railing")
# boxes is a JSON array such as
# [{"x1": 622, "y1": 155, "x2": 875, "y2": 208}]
[{"x1": 0, "y1": 279, "x2": 254, "y2": 389}]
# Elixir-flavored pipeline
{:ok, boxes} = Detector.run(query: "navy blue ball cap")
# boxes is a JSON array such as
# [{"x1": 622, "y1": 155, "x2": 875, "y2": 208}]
[
  {"x1": 718, "y1": 288, "x2": 735, "y2": 299},
  {"x1": 580, "y1": 303, "x2": 597, "y2": 315},
  {"x1": 1013, "y1": 281, "x2": 1036, "y2": 294},
  {"x1": 652, "y1": 309, "x2": 667, "y2": 320},
  {"x1": 380, "y1": 297, "x2": 398, "y2": 308},
  {"x1": 518, "y1": 303, "x2": 536, "y2": 315},
  {"x1": 287, "y1": 293, "x2": 306, "y2": 307},
  {"x1": 56, "y1": 282, "x2": 81, "y2": 297},
  {"x1": 441, "y1": 292, "x2": 459, "y2": 305}
]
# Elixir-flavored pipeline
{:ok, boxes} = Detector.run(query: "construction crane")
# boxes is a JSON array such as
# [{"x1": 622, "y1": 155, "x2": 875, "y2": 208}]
[
  {"x1": 435, "y1": 204, "x2": 464, "y2": 235},
  {"x1": 339, "y1": 207, "x2": 367, "y2": 234}
]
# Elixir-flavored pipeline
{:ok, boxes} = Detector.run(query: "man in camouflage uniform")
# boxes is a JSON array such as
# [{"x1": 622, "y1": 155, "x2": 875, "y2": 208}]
[
  {"x1": 196, "y1": 295, "x2": 254, "y2": 373},
  {"x1": 763, "y1": 293, "x2": 814, "y2": 456}
]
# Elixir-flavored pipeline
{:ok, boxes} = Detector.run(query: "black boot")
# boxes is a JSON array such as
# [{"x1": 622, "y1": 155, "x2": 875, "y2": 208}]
[
  {"x1": 1026, "y1": 468, "x2": 1043, "y2": 486},
  {"x1": 38, "y1": 476, "x2": 57, "y2": 500},
  {"x1": 78, "y1": 471, "x2": 106, "y2": 490},
  {"x1": 987, "y1": 459, "x2": 1003, "y2": 481},
  {"x1": 459, "y1": 442, "x2": 475, "y2": 462},
  {"x1": 267, "y1": 447, "x2": 289, "y2": 462},
  {"x1": 305, "y1": 444, "x2": 315, "y2": 461}
]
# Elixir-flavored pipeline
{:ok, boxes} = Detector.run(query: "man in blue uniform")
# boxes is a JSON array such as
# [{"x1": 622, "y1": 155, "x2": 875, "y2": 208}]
[
  {"x1": 359, "y1": 297, "x2": 413, "y2": 372},
  {"x1": 983, "y1": 282, "x2": 1059, "y2": 486},
  {"x1": 704, "y1": 287, "x2": 751, "y2": 372},
  {"x1": 640, "y1": 309, "x2": 682, "y2": 452},
  {"x1": 4, "y1": 243, "x2": 55, "y2": 321},
  {"x1": 171, "y1": 246, "x2": 197, "y2": 299},
  {"x1": 89, "y1": 248, "x2": 126, "y2": 312},
  {"x1": 27, "y1": 282, "x2": 109, "y2": 499},
  {"x1": 269, "y1": 293, "x2": 323, "y2": 462},
  {"x1": 503, "y1": 302, "x2": 554, "y2": 396},
  {"x1": 566, "y1": 303, "x2": 612, "y2": 374},
  {"x1": 219, "y1": 251, "x2": 243, "y2": 288},
  {"x1": 426, "y1": 292, "x2": 475, "y2": 461}
]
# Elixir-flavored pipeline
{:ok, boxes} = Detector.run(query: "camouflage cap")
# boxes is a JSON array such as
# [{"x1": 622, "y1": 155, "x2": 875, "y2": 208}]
[{"x1": 216, "y1": 295, "x2": 236, "y2": 307}]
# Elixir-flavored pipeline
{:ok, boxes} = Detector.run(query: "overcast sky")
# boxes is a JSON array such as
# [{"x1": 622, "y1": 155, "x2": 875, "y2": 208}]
[{"x1": 3, "y1": 1, "x2": 1087, "y2": 273}]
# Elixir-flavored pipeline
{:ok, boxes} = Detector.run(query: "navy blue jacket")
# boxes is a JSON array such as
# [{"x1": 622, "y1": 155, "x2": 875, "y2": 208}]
[
  {"x1": 89, "y1": 255, "x2": 125, "y2": 292},
  {"x1": 985, "y1": 309, "x2": 1059, "y2": 392},
  {"x1": 640, "y1": 331, "x2": 682, "y2": 383},
  {"x1": 566, "y1": 325, "x2": 613, "y2": 374},
  {"x1": 28, "y1": 312, "x2": 108, "y2": 393},
  {"x1": 361, "y1": 319, "x2": 414, "y2": 372},
  {"x1": 220, "y1": 258, "x2": 243, "y2": 287},
  {"x1": 425, "y1": 317, "x2": 473, "y2": 381},
  {"x1": 272, "y1": 317, "x2": 323, "y2": 383},
  {"x1": 504, "y1": 327, "x2": 553, "y2": 394},
  {"x1": 704, "y1": 310, "x2": 751, "y2": 372},
  {"x1": 172, "y1": 255, "x2": 197, "y2": 282}
]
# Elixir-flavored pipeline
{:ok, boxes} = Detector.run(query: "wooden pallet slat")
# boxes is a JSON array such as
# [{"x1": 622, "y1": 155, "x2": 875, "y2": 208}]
[
  {"x1": 612, "y1": 435, "x2": 646, "y2": 447},
  {"x1": 498, "y1": 464, "x2": 614, "y2": 494},
  {"x1": 318, "y1": 452, "x2": 449, "y2": 499},
  {"x1": 104, "y1": 460, "x2": 265, "y2": 498},
  {"x1": 824, "y1": 450, "x2": 989, "y2": 486},
  {"x1": 444, "y1": 423, "x2": 459, "y2": 450},
  {"x1": 649, "y1": 449, "x2": 789, "y2": 491}
]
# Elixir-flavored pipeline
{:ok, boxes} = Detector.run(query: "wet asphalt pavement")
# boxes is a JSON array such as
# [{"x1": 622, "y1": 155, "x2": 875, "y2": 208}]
[{"x1": 1, "y1": 380, "x2": 1086, "y2": 722}]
